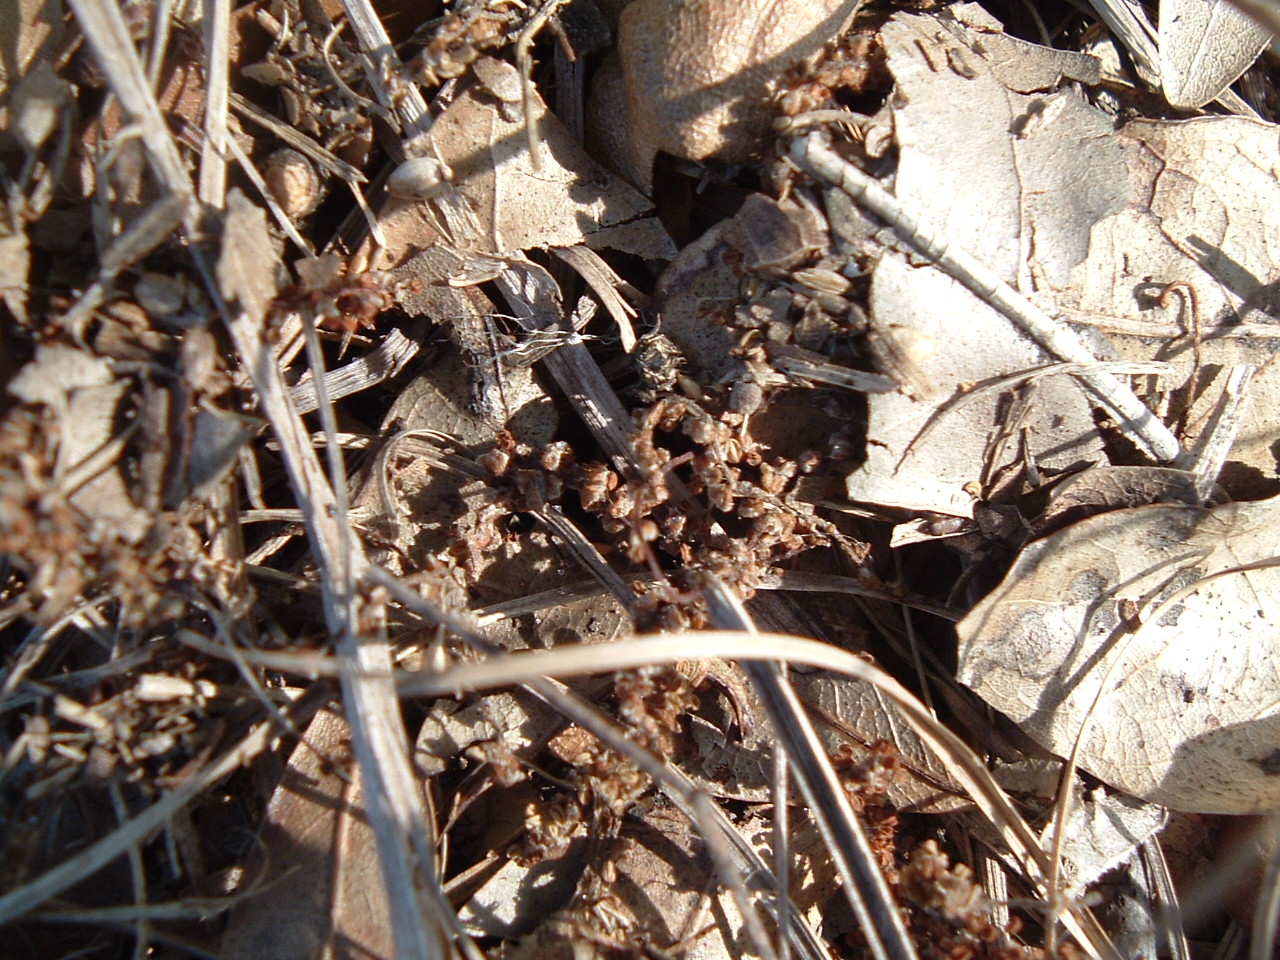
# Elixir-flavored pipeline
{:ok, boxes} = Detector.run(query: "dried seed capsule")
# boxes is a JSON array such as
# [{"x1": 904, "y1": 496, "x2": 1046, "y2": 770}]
[
  {"x1": 262, "y1": 147, "x2": 322, "y2": 219},
  {"x1": 387, "y1": 155, "x2": 449, "y2": 201}
]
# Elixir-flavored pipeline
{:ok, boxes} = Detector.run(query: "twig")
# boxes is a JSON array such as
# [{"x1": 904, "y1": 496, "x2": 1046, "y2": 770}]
[
  {"x1": 67, "y1": 0, "x2": 193, "y2": 205},
  {"x1": 787, "y1": 131, "x2": 1188, "y2": 468},
  {"x1": 198, "y1": 0, "x2": 232, "y2": 206}
]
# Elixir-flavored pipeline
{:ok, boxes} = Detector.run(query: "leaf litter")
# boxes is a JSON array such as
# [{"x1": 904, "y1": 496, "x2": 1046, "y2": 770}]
[{"x1": 1, "y1": 0, "x2": 1280, "y2": 959}]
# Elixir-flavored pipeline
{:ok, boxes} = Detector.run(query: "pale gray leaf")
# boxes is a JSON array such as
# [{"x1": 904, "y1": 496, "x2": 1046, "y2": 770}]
[
  {"x1": 957, "y1": 496, "x2": 1280, "y2": 813},
  {"x1": 1158, "y1": 0, "x2": 1271, "y2": 108}
]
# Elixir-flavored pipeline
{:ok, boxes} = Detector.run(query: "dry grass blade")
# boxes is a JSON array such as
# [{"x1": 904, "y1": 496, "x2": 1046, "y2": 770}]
[
  {"x1": 551, "y1": 244, "x2": 640, "y2": 352},
  {"x1": 335, "y1": 0, "x2": 480, "y2": 242},
  {"x1": 338, "y1": 0, "x2": 431, "y2": 138},
  {"x1": 398, "y1": 630, "x2": 1124, "y2": 960},
  {"x1": 701, "y1": 577, "x2": 920, "y2": 960},
  {"x1": 198, "y1": 0, "x2": 232, "y2": 206},
  {"x1": 494, "y1": 260, "x2": 642, "y2": 472},
  {"x1": 533, "y1": 505, "x2": 637, "y2": 609},
  {"x1": 1139, "y1": 837, "x2": 1192, "y2": 960},
  {"x1": 1082, "y1": 0, "x2": 1161, "y2": 81},
  {"x1": 367, "y1": 569, "x2": 800, "y2": 960},
  {"x1": 228, "y1": 92, "x2": 366, "y2": 184},
  {"x1": 224, "y1": 136, "x2": 315, "y2": 253},
  {"x1": 215, "y1": 194, "x2": 448, "y2": 960},
  {"x1": 290, "y1": 325, "x2": 423, "y2": 414},
  {"x1": 788, "y1": 130, "x2": 1187, "y2": 468},
  {"x1": 65, "y1": 0, "x2": 192, "y2": 203}
]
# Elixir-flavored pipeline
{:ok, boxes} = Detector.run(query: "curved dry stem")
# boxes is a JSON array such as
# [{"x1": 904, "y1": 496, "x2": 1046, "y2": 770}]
[{"x1": 398, "y1": 629, "x2": 1123, "y2": 960}]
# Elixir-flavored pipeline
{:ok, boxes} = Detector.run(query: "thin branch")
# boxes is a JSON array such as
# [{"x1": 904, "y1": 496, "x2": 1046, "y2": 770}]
[
  {"x1": 198, "y1": 0, "x2": 232, "y2": 206},
  {"x1": 787, "y1": 131, "x2": 1188, "y2": 468}
]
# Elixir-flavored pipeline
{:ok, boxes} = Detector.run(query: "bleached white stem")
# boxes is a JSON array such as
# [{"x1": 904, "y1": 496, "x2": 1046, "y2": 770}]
[{"x1": 788, "y1": 131, "x2": 1189, "y2": 467}]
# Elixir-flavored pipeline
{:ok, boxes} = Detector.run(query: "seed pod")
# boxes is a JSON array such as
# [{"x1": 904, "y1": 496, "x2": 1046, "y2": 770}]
[
  {"x1": 387, "y1": 156, "x2": 450, "y2": 201},
  {"x1": 262, "y1": 148, "x2": 322, "y2": 219}
]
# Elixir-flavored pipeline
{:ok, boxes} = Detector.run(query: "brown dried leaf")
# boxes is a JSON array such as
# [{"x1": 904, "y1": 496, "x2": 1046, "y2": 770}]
[
  {"x1": 218, "y1": 190, "x2": 281, "y2": 326},
  {"x1": 222, "y1": 706, "x2": 394, "y2": 960},
  {"x1": 613, "y1": 0, "x2": 861, "y2": 190},
  {"x1": 375, "y1": 57, "x2": 673, "y2": 263},
  {"x1": 0, "y1": 0, "x2": 65, "y2": 153}
]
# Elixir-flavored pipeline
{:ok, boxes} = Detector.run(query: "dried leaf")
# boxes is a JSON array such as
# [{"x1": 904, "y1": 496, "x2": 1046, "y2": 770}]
[
  {"x1": 217, "y1": 190, "x2": 281, "y2": 326},
  {"x1": 0, "y1": 220, "x2": 29, "y2": 322},
  {"x1": 613, "y1": 0, "x2": 861, "y2": 190},
  {"x1": 458, "y1": 833, "x2": 589, "y2": 938},
  {"x1": 0, "y1": 0, "x2": 65, "y2": 153},
  {"x1": 1061, "y1": 115, "x2": 1280, "y2": 492},
  {"x1": 1054, "y1": 789, "x2": 1166, "y2": 895},
  {"x1": 956, "y1": 495, "x2": 1280, "y2": 813},
  {"x1": 375, "y1": 57, "x2": 673, "y2": 262},
  {"x1": 846, "y1": 6, "x2": 1280, "y2": 514},
  {"x1": 7, "y1": 342, "x2": 111, "y2": 407},
  {"x1": 1158, "y1": 0, "x2": 1271, "y2": 109},
  {"x1": 846, "y1": 9, "x2": 1117, "y2": 514},
  {"x1": 222, "y1": 707, "x2": 393, "y2": 960}
]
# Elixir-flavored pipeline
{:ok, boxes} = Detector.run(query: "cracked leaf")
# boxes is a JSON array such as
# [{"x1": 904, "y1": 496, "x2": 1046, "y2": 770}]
[{"x1": 847, "y1": 6, "x2": 1280, "y2": 515}]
